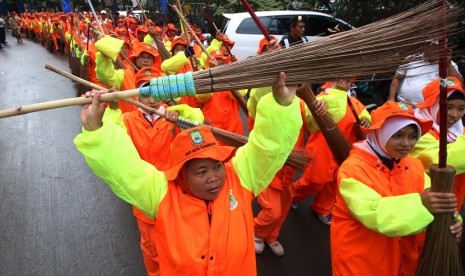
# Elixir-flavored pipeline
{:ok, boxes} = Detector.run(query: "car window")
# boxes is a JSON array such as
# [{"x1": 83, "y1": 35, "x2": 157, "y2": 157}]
[
  {"x1": 267, "y1": 15, "x2": 353, "y2": 37},
  {"x1": 236, "y1": 16, "x2": 272, "y2": 34},
  {"x1": 307, "y1": 16, "x2": 352, "y2": 36},
  {"x1": 220, "y1": 17, "x2": 230, "y2": 34},
  {"x1": 268, "y1": 16, "x2": 291, "y2": 35}
]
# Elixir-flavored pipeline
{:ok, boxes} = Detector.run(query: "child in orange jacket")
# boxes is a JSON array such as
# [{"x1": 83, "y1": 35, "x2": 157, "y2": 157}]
[{"x1": 332, "y1": 101, "x2": 462, "y2": 276}]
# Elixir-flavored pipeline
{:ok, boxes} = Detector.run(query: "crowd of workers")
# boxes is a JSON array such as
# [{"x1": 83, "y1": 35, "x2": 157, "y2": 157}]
[{"x1": 2, "y1": 8, "x2": 465, "y2": 276}]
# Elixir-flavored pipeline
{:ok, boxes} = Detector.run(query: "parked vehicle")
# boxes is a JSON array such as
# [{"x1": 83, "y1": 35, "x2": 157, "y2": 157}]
[{"x1": 221, "y1": 10, "x2": 352, "y2": 59}]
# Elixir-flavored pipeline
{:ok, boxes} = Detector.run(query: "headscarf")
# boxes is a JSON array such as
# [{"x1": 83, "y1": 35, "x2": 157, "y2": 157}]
[
  {"x1": 415, "y1": 91, "x2": 465, "y2": 142},
  {"x1": 357, "y1": 117, "x2": 420, "y2": 169}
]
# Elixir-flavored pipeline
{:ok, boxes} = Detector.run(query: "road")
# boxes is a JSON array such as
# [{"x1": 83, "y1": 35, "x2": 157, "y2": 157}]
[{"x1": 0, "y1": 31, "x2": 331, "y2": 275}]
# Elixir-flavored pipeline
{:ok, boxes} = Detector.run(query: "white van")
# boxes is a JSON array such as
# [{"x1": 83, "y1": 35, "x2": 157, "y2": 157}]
[{"x1": 221, "y1": 10, "x2": 352, "y2": 59}]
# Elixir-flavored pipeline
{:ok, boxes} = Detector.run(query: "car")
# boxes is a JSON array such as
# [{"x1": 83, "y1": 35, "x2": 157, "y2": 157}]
[{"x1": 220, "y1": 10, "x2": 353, "y2": 60}]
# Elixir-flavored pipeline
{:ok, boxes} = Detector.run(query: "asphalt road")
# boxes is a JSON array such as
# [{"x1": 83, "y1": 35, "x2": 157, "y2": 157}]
[{"x1": 0, "y1": 31, "x2": 331, "y2": 275}]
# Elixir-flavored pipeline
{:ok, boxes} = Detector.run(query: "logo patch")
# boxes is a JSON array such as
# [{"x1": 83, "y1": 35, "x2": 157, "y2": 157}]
[
  {"x1": 229, "y1": 189, "x2": 238, "y2": 210},
  {"x1": 398, "y1": 102, "x2": 409, "y2": 110},
  {"x1": 189, "y1": 129, "x2": 205, "y2": 146},
  {"x1": 446, "y1": 78, "x2": 457, "y2": 87}
]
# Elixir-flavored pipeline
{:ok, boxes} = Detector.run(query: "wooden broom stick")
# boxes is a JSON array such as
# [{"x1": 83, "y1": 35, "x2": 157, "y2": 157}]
[
  {"x1": 203, "y1": 6, "x2": 235, "y2": 59},
  {"x1": 0, "y1": 86, "x2": 139, "y2": 118},
  {"x1": 133, "y1": 0, "x2": 171, "y2": 61},
  {"x1": 240, "y1": 0, "x2": 272, "y2": 41},
  {"x1": 134, "y1": 0, "x2": 146, "y2": 24}
]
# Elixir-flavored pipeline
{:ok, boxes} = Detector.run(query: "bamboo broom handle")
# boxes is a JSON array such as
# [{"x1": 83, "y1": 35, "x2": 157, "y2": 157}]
[
  {"x1": 0, "y1": 88, "x2": 139, "y2": 119},
  {"x1": 153, "y1": 35, "x2": 172, "y2": 61},
  {"x1": 45, "y1": 64, "x2": 168, "y2": 116},
  {"x1": 171, "y1": 4, "x2": 213, "y2": 59},
  {"x1": 134, "y1": 0, "x2": 147, "y2": 23}
]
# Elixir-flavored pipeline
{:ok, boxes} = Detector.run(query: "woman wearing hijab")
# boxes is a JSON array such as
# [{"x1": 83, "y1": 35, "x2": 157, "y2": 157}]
[
  {"x1": 75, "y1": 72, "x2": 302, "y2": 275},
  {"x1": 331, "y1": 101, "x2": 462, "y2": 276},
  {"x1": 411, "y1": 77, "x2": 465, "y2": 210}
]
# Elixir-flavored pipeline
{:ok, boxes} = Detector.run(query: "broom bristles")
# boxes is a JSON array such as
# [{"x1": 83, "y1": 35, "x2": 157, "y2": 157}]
[
  {"x1": 189, "y1": 1, "x2": 462, "y2": 94},
  {"x1": 416, "y1": 165, "x2": 462, "y2": 275},
  {"x1": 297, "y1": 84, "x2": 352, "y2": 165}
]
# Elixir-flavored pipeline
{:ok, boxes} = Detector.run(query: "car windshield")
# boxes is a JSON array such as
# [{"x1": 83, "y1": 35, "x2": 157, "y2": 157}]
[{"x1": 236, "y1": 16, "x2": 272, "y2": 34}]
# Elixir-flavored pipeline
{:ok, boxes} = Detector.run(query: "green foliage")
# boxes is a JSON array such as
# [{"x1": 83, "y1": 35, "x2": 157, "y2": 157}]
[{"x1": 330, "y1": 0, "x2": 427, "y2": 27}]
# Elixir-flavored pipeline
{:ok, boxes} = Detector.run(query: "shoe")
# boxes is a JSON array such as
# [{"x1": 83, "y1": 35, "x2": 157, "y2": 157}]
[
  {"x1": 254, "y1": 237, "x2": 265, "y2": 254},
  {"x1": 291, "y1": 201, "x2": 298, "y2": 210},
  {"x1": 267, "y1": 241, "x2": 284, "y2": 256},
  {"x1": 317, "y1": 213, "x2": 332, "y2": 226}
]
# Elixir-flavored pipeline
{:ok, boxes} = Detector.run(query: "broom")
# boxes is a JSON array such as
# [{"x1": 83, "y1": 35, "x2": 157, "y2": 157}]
[
  {"x1": 44, "y1": 64, "x2": 311, "y2": 170},
  {"x1": 297, "y1": 83, "x2": 352, "y2": 165},
  {"x1": 0, "y1": 1, "x2": 461, "y2": 118},
  {"x1": 241, "y1": 0, "x2": 352, "y2": 165},
  {"x1": 416, "y1": 1, "x2": 462, "y2": 275}
]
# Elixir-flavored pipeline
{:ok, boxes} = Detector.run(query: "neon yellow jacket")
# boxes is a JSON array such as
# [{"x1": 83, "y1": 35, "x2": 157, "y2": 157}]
[
  {"x1": 74, "y1": 93, "x2": 302, "y2": 219},
  {"x1": 410, "y1": 132, "x2": 465, "y2": 175},
  {"x1": 248, "y1": 87, "x2": 354, "y2": 133},
  {"x1": 160, "y1": 51, "x2": 188, "y2": 75},
  {"x1": 332, "y1": 145, "x2": 433, "y2": 276}
]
